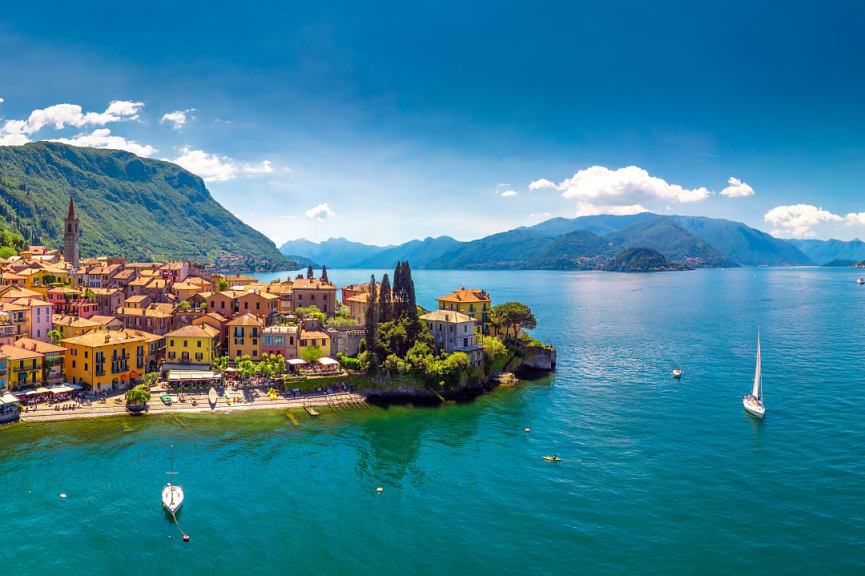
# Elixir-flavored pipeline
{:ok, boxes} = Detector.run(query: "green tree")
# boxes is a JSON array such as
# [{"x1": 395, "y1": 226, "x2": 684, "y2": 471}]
[
  {"x1": 296, "y1": 305, "x2": 326, "y2": 325},
  {"x1": 363, "y1": 274, "x2": 379, "y2": 373},
  {"x1": 378, "y1": 273, "x2": 393, "y2": 323},
  {"x1": 125, "y1": 384, "x2": 151, "y2": 406},
  {"x1": 177, "y1": 300, "x2": 191, "y2": 311},
  {"x1": 483, "y1": 336, "x2": 507, "y2": 363},
  {"x1": 47, "y1": 329, "x2": 62, "y2": 346},
  {"x1": 218, "y1": 278, "x2": 229, "y2": 291},
  {"x1": 301, "y1": 345, "x2": 323, "y2": 364},
  {"x1": 489, "y1": 302, "x2": 537, "y2": 341},
  {"x1": 141, "y1": 372, "x2": 159, "y2": 389}
]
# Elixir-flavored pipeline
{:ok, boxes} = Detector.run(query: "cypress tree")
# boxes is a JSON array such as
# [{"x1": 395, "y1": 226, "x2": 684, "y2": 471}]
[
  {"x1": 392, "y1": 261, "x2": 405, "y2": 319},
  {"x1": 321, "y1": 265, "x2": 329, "y2": 283},
  {"x1": 364, "y1": 275, "x2": 379, "y2": 369},
  {"x1": 378, "y1": 273, "x2": 392, "y2": 323},
  {"x1": 402, "y1": 260, "x2": 417, "y2": 319},
  {"x1": 307, "y1": 265, "x2": 314, "y2": 279}
]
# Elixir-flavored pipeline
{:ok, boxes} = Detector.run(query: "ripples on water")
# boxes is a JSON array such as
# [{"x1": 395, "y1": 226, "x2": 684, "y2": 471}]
[{"x1": 1, "y1": 268, "x2": 864, "y2": 574}]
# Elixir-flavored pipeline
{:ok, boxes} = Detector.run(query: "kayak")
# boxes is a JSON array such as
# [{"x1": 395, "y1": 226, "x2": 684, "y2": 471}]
[{"x1": 542, "y1": 456, "x2": 562, "y2": 462}]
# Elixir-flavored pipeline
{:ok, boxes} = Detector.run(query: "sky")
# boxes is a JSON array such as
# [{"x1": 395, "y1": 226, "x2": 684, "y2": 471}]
[{"x1": 2, "y1": 1, "x2": 865, "y2": 245}]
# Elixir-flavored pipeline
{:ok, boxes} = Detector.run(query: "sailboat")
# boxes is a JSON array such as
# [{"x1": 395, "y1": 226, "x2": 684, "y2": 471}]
[
  {"x1": 162, "y1": 445, "x2": 184, "y2": 515},
  {"x1": 742, "y1": 331, "x2": 765, "y2": 419}
]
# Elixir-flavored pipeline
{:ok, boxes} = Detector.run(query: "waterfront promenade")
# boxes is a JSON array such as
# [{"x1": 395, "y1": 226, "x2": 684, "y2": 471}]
[{"x1": 17, "y1": 386, "x2": 366, "y2": 423}]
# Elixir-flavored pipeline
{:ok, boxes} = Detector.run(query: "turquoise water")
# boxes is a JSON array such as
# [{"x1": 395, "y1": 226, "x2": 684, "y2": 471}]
[{"x1": 2, "y1": 268, "x2": 864, "y2": 574}]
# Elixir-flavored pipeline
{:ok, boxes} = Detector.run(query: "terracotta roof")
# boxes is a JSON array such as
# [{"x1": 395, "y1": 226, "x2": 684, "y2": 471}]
[
  {"x1": 11, "y1": 297, "x2": 51, "y2": 308},
  {"x1": 0, "y1": 287, "x2": 43, "y2": 299},
  {"x1": 436, "y1": 288, "x2": 491, "y2": 304},
  {"x1": 90, "y1": 315, "x2": 122, "y2": 327},
  {"x1": 62, "y1": 329, "x2": 158, "y2": 348},
  {"x1": 47, "y1": 286, "x2": 81, "y2": 295},
  {"x1": 292, "y1": 278, "x2": 337, "y2": 291},
  {"x1": 0, "y1": 343, "x2": 44, "y2": 360},
  {"x1": 115, "y1": 306, "x2": 172, "y2": 319},
  {"x1": 124, "y1": 295, "x2": 150, "y2": 303},
  {"x1": 226, "y1": 313, "x2": 263, "y2": 327},
  {"x1": 165, "y1": 324, "x2": 219, "y2": 339},
  {"x1": 53, "y1": 315, "x2": 100, "y2": 328},
  {"x1": 300, "y1": 330, "x2": 330, "y2": 340},
  {"x1": 421, "y1": 310, "x2": 475, "y2": 323},
  {"x1": 89, "y1": 287, "x2": 121, "y2": 295},
  {"x1": 13, "y1": 337, "x2": 65, "y2": 354}
]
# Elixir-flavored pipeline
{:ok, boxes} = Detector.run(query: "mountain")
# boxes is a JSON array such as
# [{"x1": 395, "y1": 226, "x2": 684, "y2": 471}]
[
  {"x1": 604, "y1": 247, "x2": 687, "y2": 272},
  {"x1": 524, "y1": 229, "x2": 616, "y2": 269},
  {"x1": 523, "y1": 212, "x2": 657, "y2": 236},
  {"x1": 605, "y1": 216, "x2": 732, "y2": 267},
  {"x1": 822, "y1": 258, "x2": 858, "y2": 267},
  {"x1": 356, "y1": 236, "x2": 462, "y2": 268},
  {"x1": 668, "y1": 215, "x2": 812, "y2": 266},
  {"x1": 0, "y1": 142, "x2": 294, "y2": 269},
  {"x1": 788, "y1": 239, "x2": 865, "y2": 265},
  {"x1": 279, "y1": 237, "x2": 388, "y2": 268},
  {"x1": 425, "y1": 229, "x2": 554, "y2": 269}
]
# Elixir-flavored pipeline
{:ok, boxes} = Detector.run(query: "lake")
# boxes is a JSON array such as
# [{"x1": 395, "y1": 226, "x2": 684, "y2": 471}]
[{"x1": 2, "y1": 267, "x2": 864, "y2": 574}]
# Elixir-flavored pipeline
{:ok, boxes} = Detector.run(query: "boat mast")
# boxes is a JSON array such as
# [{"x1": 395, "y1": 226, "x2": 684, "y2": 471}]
[{"x1": 752, "y1": 330, "x2": 762, "y2": 400}]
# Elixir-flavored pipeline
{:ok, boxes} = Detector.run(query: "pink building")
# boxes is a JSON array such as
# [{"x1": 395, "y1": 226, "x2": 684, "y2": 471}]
[
  {"x1": 12, "y1": 298, "x2": 53, "y2": 341},
  {"x1": 47, "y1": 287, "x2": 98, "y2": 318}
]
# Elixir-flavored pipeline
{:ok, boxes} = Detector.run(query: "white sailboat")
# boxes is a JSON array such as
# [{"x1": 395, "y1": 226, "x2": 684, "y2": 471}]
[
  {"x1": 162, "y1": 445, "x2": 184, "y2": 515},
  {"x1": 742, "y1": 331, "x2": 765, "y2": 419}
]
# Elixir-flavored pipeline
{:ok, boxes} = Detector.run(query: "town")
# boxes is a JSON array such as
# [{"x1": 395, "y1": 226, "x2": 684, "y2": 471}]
[{"x1": 0, "y1": 198, "x2": 553, "y2": 424}]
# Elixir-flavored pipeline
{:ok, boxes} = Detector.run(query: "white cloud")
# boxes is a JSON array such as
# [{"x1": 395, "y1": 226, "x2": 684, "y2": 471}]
[
  {"x1": 529, "y1": 212, "x2": 551, "y2": 219},
  {"x1": 160, "y1": 108, "x2": 195, "y2": 130},
  {"x1": 529, "y1": 178, "x2": 557, "y2": 191},
  {"x1": 0, "y1": 97, "x2": 4, "y2": 104},
  {"x1": 499, "y1": 190, "x2": 517, "y2": 197},
  {"x1": 242, "y1": 160, "x2": 274, "y2": 174},
  {"x1": 764, "y1": 204, "x2": 843, "y2": 237},
  {"x1": 496, "y1": 182, "x2": 510, "y2": 187},
  {"x1": 49, "y1": 128, "x2": 157, "y2": 157},
  {"x1": 171, "y1": 147, "x2": 238, "y2": 182},
  {"x1": 305, "y1": 203, "x2": 335, "y2": 219},
  {"x1": 0, "y1": 100, "x2": 144, "y2": 145},
  {"x1": 720, "y1": 176, "x2": 755, "y2": 198},
  {"x1": 844, "y1": 212, "x2": 865, "y2": 227},
  {"x1": 530, "y1": 165, "x2": 709, "y2": 217}
]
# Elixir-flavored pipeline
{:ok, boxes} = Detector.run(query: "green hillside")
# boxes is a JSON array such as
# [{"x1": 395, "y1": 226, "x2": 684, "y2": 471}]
[
  {"x1": 606, "y1": 216, "x2": 732, "y2": 267},
  {"x1": 0, "y1": 142, "x2": 295, "y2": 269}
]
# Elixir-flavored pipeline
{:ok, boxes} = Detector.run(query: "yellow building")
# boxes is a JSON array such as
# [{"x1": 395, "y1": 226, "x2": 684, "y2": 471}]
[
  {"x1": 298, "y1": 330, "x2": 331, "y2": 358},
  {"x1": 61, "y1": 329, "x2": 155, "y2": 391},
  {"x1": 164, "y1": 324, "x2": 219, "y2": 368},
  {"x1": 0, "y1": 344, "x2": 43, "y2": 388},
  {"x1": 436, "y1": 288, "x2": 492, "y2": 335},
  {"x1": 226, "y1": 313, "x2": 262, "y2": 360},
  {"x1": 53, "y1": 314, "x2": 101, "y2": 339}
]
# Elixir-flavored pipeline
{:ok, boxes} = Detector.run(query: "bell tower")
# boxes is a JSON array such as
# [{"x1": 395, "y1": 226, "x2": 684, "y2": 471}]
[{"x1": 63, "y1": 196, "x2": 80, "y2": 268}]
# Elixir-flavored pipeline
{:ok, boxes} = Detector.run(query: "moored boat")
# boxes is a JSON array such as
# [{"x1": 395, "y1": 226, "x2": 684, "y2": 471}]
[
  {"x1": 742, "y1": 330, "x2": 765, "y2": 419},
  {"x1": 208, "y1": 386, "x2": 217, "y2": 407},
  {"x1": 672, "y1": 369, "x2": 682, "y2": 379},
  {"x1": 857, "y1": 278, "x2": 864, "y2": 285},
  {"x1": 162, "y1": 446, "x2": 184, "y2": 515}
]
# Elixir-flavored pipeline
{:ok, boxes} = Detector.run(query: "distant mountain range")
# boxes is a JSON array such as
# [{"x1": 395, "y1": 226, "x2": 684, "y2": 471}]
[
  {"x1": 788, "y1": 239, "x2": 865, "y2": 265},
  {"x1": 281, "y1": 213, "x2": 825, "y2": 270}
]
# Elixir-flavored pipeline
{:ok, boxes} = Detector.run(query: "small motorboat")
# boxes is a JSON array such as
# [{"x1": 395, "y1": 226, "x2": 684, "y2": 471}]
[
  {"x1": 743, "y1": 330, "x2": 766, "y2": 420},
  {"x1": 160, "y1": 394, "x2": 171, "y2": 405},
  {"x1": 542, "y1": 456, "x2": 562, "y2": 462},
  {"x1": 672, "y1": 369, "x2": 682, "y2": 379},
  {"x1": 208, "y1": 386, "x2": 218, "y2": 408},
  {"x1": 857, "y1": 278, "x2": 864, "y2": 285},
  {"x1": 162, "y1": 446, "x2": 184, "y2": 515}
]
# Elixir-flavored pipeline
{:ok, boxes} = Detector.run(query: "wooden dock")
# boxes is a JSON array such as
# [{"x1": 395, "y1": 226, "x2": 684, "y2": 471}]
[{"x1": 303, "y1": 405, "x2": 319, "y2": 417}]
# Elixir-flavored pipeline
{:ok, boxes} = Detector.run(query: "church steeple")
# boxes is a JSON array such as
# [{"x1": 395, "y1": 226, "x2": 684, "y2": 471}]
[{"x1": 64, "y1": 196, "x2": 80, "y2": 268}]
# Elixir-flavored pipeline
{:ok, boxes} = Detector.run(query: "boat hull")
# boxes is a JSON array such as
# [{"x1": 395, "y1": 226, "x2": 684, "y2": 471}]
[
  {"x1": 742, "y1": 396, "x2": 765, "y2": 419},
  {"x1": 162, "y1": 484, "x2": 184, "y2": 515}
]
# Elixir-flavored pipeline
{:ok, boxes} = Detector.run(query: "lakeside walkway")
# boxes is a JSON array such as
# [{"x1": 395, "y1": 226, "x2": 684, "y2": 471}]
[{"x1": 18, "y1": 386, "x2": 366, "y2": 424}]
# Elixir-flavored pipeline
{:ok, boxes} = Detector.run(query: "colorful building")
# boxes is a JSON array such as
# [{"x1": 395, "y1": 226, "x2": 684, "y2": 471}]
[
  {"x1": 291, "y1": 277, "x2": 339, "y2": 316},
  {"x1": 420, "y1": 310, "x2": 483, "y2": 366},
  {"x1": 12, "y1": 337, "x2": 66, "y2": 384},
  {"x1": 0, "y1": 352, "x2": 7, "y2": 390},
  {"x1": 164, "y1": 324, "x2": 219, "y2": 368},
  {"x1": 0, "y1": 344, "x2": 43, "y2": 388},
  {"x1": 261, "y1": 325, "x2": 299, "y2": 360},
  {"x1": 298, "y1": 329, "x2": 331, "y2": 358},
  {"x1": 61, "y1": 329, "x2": 157, "y2": 391},
  {"x1": 435, "y1": 287, "x2": 492, "y2": 335},
  {"x1": 53, "y1": 314, "x2": 101, "y2": 339},
  {"x1": 226, "y1": 313, "x2": 262, "y2": 360}
]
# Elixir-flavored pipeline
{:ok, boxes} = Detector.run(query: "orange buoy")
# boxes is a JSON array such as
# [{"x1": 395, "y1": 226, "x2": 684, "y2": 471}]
[
  {"x1": 183, "y1": 535, "x2": 190, "y2": 542},
  {"x1": 525, "y1": 428, "x2": 530, "y2": 433}
]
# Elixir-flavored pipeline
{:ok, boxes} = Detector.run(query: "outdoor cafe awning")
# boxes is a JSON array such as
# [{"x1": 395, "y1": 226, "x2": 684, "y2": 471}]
[
  {"x1": 288, "y1": 359, "x2": 307, "y2": 366},
  {"x1": 0, "y1": 393, "x2": 19, "y2": 405},
  {"x1": 47, "y1": 384, "x2": 75, "y2": 394},
  {"x1": 167, "y1": 370, "x2": 218, "y2": 382},
  {"x1": 318, "y1": 357, "x2": 339, "y2": 366}
]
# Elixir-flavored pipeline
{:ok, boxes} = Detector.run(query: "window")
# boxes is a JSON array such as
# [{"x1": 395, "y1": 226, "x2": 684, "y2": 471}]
[
  {"x1": 197, "y1": 340, "x2": 202, "y2": 348},
  {"x1": 170, "y1": 340, "x2": 174, "y2": 347},
  {"x1": 72, "y1": 360, "x2": 76, "y2": 368},
  {"x1": 252, "y1": 350, "x2": 257, "y2": 357},
  {"x1": 464, "y1": 338, "x2": 468, "y2": 347},
  {"x1": 183, "y1": 340, "x2": 188, "y2": 348}
]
